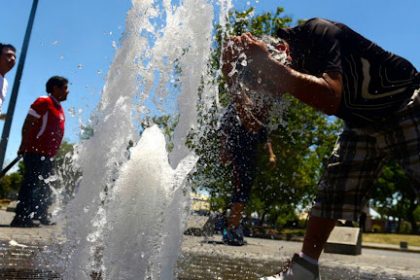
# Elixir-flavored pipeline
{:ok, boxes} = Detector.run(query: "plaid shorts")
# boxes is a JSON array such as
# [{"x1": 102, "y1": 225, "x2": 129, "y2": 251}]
[{"x1": 311, "y1": 89, "x2": 420, "y2": 221}]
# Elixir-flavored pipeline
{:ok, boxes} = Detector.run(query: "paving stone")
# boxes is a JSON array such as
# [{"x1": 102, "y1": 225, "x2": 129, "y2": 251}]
[{"x1": 0, "y1": 210, "x2": 419, "y2": 279}]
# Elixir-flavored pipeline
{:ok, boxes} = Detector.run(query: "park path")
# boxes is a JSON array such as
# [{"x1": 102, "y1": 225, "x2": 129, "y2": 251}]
[{"x1": 1, "y1": 209, "x2": 419, "y2": 279}]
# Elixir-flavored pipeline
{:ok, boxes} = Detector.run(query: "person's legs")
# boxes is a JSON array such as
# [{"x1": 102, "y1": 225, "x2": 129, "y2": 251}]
[
  {"x1": 11, "y1": 154, "x2": 40, "y2": 227},
  {"x1": 33, "y1": 156, "x2": 53, "y2": 224},
  {"x1": 228, "y1": 201, "x2": 245, "y2": 228},
  {"x1": 260, "y1": 127, "x2": 385, "y2": 279},
  {"x1": 228, "y1": 159, "x2": 254, "y2": 227},
  {"x1": 222, "y1": 164, "x2": 249, "y2": 245},
  {"x1": 301, "y1": 215, "x2": 336, "y2": 260},
  {"x1": 223, "y1": 125, "x2": 260, "y2": 245},
  {"x1": 396, "y1": 89, "x2": 420, "y2": 197},
  {"x1": 390, "y1": 99, "x2": 420, "y2": 198},
  {"x1": 305, "y1": 127, "x2": 385, "y2": 260}
]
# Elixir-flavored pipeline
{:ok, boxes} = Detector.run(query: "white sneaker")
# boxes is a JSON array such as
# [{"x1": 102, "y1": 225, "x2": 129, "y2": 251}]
[{"x1": 259, "y1": 254, "x2": 320, "y2": 280}]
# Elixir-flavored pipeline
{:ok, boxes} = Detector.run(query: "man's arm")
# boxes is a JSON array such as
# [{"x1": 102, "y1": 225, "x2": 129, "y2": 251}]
[
  {"x1": 259, "y1": 56, "x2": 342, "y2": 115},
  {"x1": 265, "y1": 139, "x2": 276, "y2": 169},
  {"x1": 222, "y1": 33, "x2": 343, "y2": 115},
  {"x1": 18, "y1": 114, "x2": 39, "y2": 155}
]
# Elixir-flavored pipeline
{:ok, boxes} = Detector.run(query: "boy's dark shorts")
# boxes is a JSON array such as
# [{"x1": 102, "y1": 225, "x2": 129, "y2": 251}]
[{"x1": 220, "y1": 107, "x2": 267, "y2": 203}]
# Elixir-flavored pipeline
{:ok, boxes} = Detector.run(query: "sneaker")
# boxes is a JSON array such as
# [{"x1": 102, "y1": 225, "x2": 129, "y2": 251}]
[
  {"x1": 39, "y1": 217, "x2": 56, "y2": 226},
  {"x1": 222, "y1": 225, "x2": 245, "y2": 246},
  {"x1": 259, "y1": 254, "x2": 320, "y2": 280},
  {"x1": 10, "y1": 217, "x2": 39, "y2": 228}
]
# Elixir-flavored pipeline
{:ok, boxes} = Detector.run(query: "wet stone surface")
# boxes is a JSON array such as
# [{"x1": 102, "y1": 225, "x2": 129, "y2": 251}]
[
  {"x1": 1, "y1": 241, "x2": 419, "y2": 280},
  {"x1": 177, "y1": 252, "x2": 418, "y2": 280},
  {"x1": 0, "y1": 212, "x2": 419, "y2": 280}
]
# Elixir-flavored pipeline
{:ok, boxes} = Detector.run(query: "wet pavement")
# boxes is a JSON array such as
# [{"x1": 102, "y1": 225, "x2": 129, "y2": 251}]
[{"x1": 1, "y1": 209, "x2": 420, "y2": 279}]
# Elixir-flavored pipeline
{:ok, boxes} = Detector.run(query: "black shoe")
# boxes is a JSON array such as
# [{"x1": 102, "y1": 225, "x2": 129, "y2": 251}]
[
  {"x1": 10, "y1": 217, "x2": 39, "y2": 228},
  {"x1": 222, "y1": 225, "x2": 245, "y2": 246},
  {"x1": 39, "y1": 217, "x2": 56, "y2": 226}
]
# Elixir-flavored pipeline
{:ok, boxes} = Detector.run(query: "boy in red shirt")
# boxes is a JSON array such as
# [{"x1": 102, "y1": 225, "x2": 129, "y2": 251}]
[{"x1": 11, "y1": 76, "x2": 69, "y2": 227}]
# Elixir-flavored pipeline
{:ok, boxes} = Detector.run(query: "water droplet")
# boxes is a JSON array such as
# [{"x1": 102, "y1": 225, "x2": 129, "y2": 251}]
[{"x1": 68, "y1": 107, "x2": 76, "y2": 117}]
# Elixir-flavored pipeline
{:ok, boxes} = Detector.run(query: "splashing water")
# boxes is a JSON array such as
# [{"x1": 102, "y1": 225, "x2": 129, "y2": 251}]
[
  {"x1": 60, "y1": 0, "x2": 231, "y2": 279},
  {"x1": 103, "y1": 125, "x2": 197, "y2": 279}
]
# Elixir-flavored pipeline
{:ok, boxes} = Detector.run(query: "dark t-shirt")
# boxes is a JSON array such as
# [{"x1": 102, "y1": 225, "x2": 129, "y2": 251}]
[
  {"x1": 219, "y1": 104, "x2": 268, "y2": 164},
  {"x1": 283, "y1": 18, "x2": 418, "y2": 126}
]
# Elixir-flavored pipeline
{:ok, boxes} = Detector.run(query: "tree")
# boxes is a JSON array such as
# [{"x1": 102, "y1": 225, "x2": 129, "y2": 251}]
[
  {"x1": 0, "y1": 172, "x2": 22, "y2": 199},
  {"x1": 371, "y1": 162, "x2": 419, "y2": 234},
  {"x1": 140, "y1": 115, "x2": 178, "y2": 152}
]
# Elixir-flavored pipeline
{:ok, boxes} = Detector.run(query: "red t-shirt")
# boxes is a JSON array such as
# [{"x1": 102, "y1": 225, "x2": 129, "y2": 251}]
[{"x1": 23, "y1": 95, "x2": 65, "y2": 157}]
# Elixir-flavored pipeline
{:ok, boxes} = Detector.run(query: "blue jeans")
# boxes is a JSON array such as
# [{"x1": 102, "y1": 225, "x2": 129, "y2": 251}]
[{"x1": 14, "y1": 153, "x2": 53, "y2": 221}]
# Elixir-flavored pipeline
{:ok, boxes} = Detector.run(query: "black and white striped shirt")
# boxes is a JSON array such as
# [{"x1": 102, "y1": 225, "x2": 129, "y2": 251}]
[{"x1": 286, "y1": 18, "x2": 418, "y2": 126}]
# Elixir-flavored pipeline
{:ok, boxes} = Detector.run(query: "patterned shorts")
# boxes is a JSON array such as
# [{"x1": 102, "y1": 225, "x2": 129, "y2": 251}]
[{"x1": 311, "y1": 89, "x2": 420, "y2": 221}]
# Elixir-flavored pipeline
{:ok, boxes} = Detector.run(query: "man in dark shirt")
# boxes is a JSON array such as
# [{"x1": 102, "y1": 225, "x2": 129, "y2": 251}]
[{"x1": 222, "y1": 18, "x2": 419, "y2": 279}]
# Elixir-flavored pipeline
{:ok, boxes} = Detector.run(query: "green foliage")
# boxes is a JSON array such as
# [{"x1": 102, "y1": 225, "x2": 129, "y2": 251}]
[
  {"x1": 250, "y1": 96, "x2": 341, "y2": 224},
  {"x1": 141, "y1": 115, "x2": 178, "y2": 152},
  {"x1": 0, "y1": 171, "x2": 22, "y2": 199},
  {"x1": 371, "y1": 162, "x2": 419, "y2": 234},
  {"x1": 0, "y1": 157, "x2": 27, "y2": 199}
]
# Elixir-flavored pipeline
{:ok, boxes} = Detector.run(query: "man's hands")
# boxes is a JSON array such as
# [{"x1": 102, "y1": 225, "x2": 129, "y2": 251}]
[{"x1": 221, "y1": 33, "x2": 270, "y2": 82}]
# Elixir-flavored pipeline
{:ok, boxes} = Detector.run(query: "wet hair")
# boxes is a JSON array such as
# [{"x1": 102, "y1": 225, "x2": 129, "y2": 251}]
[
  {"x1": 46, "y1": 76, "x2": 68, "y2": 94},
  {"x1": 0, "y1": 43, "x2": 16, "y2": 54},
  {"x1": 276, "y1": 27, "x2": 293, "y2": 42}
]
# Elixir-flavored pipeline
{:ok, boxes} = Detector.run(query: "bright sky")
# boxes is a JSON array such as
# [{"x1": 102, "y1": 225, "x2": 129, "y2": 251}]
[{"x1": 0, "y1": 0, "x2": 419, "y2": 166}]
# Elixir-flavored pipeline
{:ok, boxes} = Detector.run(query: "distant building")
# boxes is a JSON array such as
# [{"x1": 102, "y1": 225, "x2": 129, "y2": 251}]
[{"x1": 190, "y1": 192, "x2": 210, "y2": 215}]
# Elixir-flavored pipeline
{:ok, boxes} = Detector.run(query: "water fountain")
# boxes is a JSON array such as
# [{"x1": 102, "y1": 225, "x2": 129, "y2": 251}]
[
  {"x1": 60, "y1": 0, "x2": 231, "y2": 279},
  {"x1": 1, "y1": 1, "x2": 419, "y2": 279}
]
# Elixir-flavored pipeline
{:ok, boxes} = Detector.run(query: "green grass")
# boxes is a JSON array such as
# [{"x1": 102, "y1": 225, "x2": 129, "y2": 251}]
[
  {"x1": 0, "y1": 199, "x2": 11, "y2": 209},
  {"x1": 278, "y1": 229, "x2": 420, "y2": 247},
  {"x1": 362, "y1": 233, "x2": 420, "y2": 247}
]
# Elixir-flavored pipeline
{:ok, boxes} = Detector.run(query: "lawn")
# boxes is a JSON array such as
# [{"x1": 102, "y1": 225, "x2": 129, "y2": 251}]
[
  {"x1": 278, "y1": 229, "x2": 420, "y2": 247},
  {"x1": 362, "y1": 233, "x2": 420, "y2": 247},
  {"x1": 0, "y1": 199, "x2": 11, "y2": 209}
]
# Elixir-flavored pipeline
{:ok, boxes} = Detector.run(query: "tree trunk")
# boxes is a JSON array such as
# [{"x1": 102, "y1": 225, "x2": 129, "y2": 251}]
[
  {"x1": 407, "y1": 200, "x2": 419, "y2": 234},
  {"x1": 260, "y1": 211, "x2": 267, "y2": 226}
]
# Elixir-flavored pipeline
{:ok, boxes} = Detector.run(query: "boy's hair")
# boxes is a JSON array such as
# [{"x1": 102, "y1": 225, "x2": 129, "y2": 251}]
[
  {"x1": 46, "y1": 76, "x2": 68, "y2": 94},
  {"x1": 0, "y1": 43, "x2": 16, "y2": 53}
]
